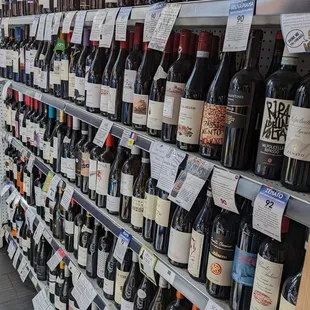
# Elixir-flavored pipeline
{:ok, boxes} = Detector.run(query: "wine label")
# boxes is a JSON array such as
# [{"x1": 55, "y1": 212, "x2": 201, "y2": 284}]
[
  {"x1": 78, "y1": 246, "x2": 87, "y2": 267},
  {"x1": 188, "y1": 229, "x2": 204, "y2": 278},
  {"x1": 89, "y1": 159, "x2": 97, "y2": 190},
  {"x1": 30, "y1": 50, "x2": 36, "y2": 73},
  {"x1": 107, "y1": 87, "x2": 117, "y2": 115},
  {"x1": 200, "y1": 103, "x2": 227, "y2": 146},
  {"x1": 6, "y1": 106, "x2": 11, "y2": 125},
  {"x1": 12, "y1": 51, "x2": 19, "y2": 73},
  {"x1": 115, "y1": 269, "x2": 129, "y2": 305},
  {"x1": 86, "y1": 83, "x2": 101, "y2": 108},
  {"x1": 60, "y1": 157, "x2": 67, "y2": 175},
  {"x1": 97, "y1": 250, "x2": 109, "y2": 278},
  {"x1": 250, "y1": 254, "x2": 283, "y2": 310},
  {"x1": 123, "y1": 69, "x2": 137, "y2": 103},
  {"x1": 6, "y1": 52, "x2": 12, "y2": 66},
  {"x1": 58, "y1": 301, "x2": 67, "y2": 310},
  {"x1": 25, "y1": 50, "x2": 30, "y2": 74},
  {"x1": 65, "y1": 220, "x2": 74, "y2": 235},
  {"x1": 284, "y1": 106, "x2": 310, "y2": 161},
  {"x1": 39, "y1": 128, "x2": 45, "y2": 151},
  {"x1": 121, "y1": 298, "x2": 134, "y2": 310},
  {"x1": 43, "y1": 141, "x2": 50, "y2": 161},
  {"x1": 60, "y1": 59, "x2": 69, "y2": 81},
  {"x1": 168, "y1": 227, "x2": 191, "y2": 264},
  {"x1": 232, "y1": 246, "x2": 257, "y2": 286},
  {"x1": 163, "y1": 81, "x2": 186, "y2": 124},
  {"x1": 100, "y1": 85, "x2": 109, "y2": 112},
  {"x1": 20, "y1": 47, "x2": 25, "y2": 68},
  {"x1": 279, "y1": 295, "x2": 296, "y2": 310},
  {"x1": 45, "y1": 204, "x2": 50, "y2": 223},
  {"x1": 107, "y1": 195, "x2": 121, "y2": 212},
  {"x1": 53, "y1": 137, "x2": 58, "y2": 159},
  {"x1": 73, "y1": 225, "x2": 81, "y2": 250},
  {"x1": 143, "y1": 192, "x2": 157, "y2": 220},
  {"x1": 103, "y1": 277, "x2": 114, "y2": 295},
  {"x1": 75, "y1": 76, "x2": 85, "y2": 100},
  {"x1": 96, "y1": 162, "x2": 111, "y2": 195},
  {"x1": 147, "y1": 100, "x2": 164, "y2": 130},
  {"x1": 132, "y1": 94, "x2": 149, "y2": 125},
  {"x1": 69, "y1": 73, "x2": 75, "y2": 98},
  {"x1": 0, "y1": 49, "x2": 5, "y2": 68},
  {"x1": 81, "y1": 152, "x2": 90, "y2": 177},
  {"x1": 155, "y1": 197, "x2": 171, "y2": 227},
  {"x1": 67, "y1": 158, "x2": 76, "y2": 179},
  {"x1": 121, "y1": 173, "x2": 134, "y2": 196},
  {"x1": 131, "y1": 197, "x2": 144, "y2": 228},
  {"x1": 53, "y1": 60, "x2": 61, "y2": 85},
  {"x1": 177, "y1": 98, "x2": 204, "y2": 144}
]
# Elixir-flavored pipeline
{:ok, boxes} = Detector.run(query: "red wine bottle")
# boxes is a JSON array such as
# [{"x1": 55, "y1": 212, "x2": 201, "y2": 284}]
[
  {"x1": 86, "y1": 220, "x2": 101, "y2": 278},
  {"x1": 279, "y1": 271, "x2": 301, "y2": 309},
  {"x1": 176, "y1": 31, "x2": 212, "y2": 152},
  {"x1": 171, "y1": 32, "x2": 180, "y2": 64},
  {"x1": 133, "y1": 278, "x2": 156, "y2": 310},
  {"x1": 149, "y1": 277, "x2": 170, "y2": 310},
  {"x1": 75, "y1": 122, "x2": 88, "y2": 188},
  {"x1": 65, "y1": 198, "x2": 78, "y2": 253}
]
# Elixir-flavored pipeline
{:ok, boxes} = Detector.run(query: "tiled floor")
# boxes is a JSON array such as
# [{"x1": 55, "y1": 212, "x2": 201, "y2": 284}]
[{"x1": 0, "y1": 245, "x2": 36, "y2": 310}]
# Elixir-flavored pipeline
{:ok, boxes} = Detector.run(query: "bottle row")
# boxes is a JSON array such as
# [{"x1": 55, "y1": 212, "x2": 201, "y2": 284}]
[
  {"x1": 2, "y1": 24, "x2": 310, "y2": 192},
  {"x1": 9, "y1": 192, "x2": 200, "y2": 310},
  {"x1": 4, "y1": 135, "x2": 307, "y2": 310}
]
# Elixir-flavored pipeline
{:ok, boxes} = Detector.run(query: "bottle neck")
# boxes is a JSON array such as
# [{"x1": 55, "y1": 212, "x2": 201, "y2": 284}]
[{"x1": 244, "y1": 37, "x2": 261, "y2": 69}]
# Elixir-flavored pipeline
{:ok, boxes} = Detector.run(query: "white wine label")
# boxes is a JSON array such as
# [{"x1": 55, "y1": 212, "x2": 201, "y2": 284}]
[
  {"x1": 143, "y1": 192, "x2": 157, "y2": 220},
  {"x1": 75, "y1": 76, "x2": 85, "y2": 97},
  {"x1": 86, "y1": 83, "x2": 101, "y2": 108},
  {"x1": 177, "y1": 98, "x2": 204, "y2": 144},
  {"x1": 12, "y1": 51, "x2": 19, "y2": 73},
  {"x1": 89, "y1": 159, "x2": 97, "y2": 190},
  {"x1": 54, "y1": 60, "x2": 61, "y2": 85},
  {"x1": 97, "y1": 250, "x2": 109, "y2": 279},
  {"x1": 279, "y1": 295, "x2": 296, "y2": 310},
  {"x1": 114, "y1": 269, "x2": 129, "y2": 305},
  {"x1": 284, "y1": 106, "x2": 310, "y2": 161},
  {"x1": 155, "y1": 197, "x2": 171, "y2": 227},
  {"x1": 168, "y1": 228, "x2": 191, "y2": 264},
  {"x1": 78, "y1": 246, "x2": 88, "y2": 267},
  {"x1": 250, "y1": 254, "x2": 283, "y2": 310},
  {"x1": 107, "y1": 87, "x2": 117, "y2": 114},
  {"x1": 107, "y1": 195, "x2": 121, "y2": 212},
  {"x1": 65, "y1": 220, "x2": 74, "y2": 235},
  {"x1": 53, "y1": 137, "x2": 58, "y2": 159},
  {"x1": 147, "y1": 100, "x2": 164, "y2": 130},
  {"x1": 60, "y1": 157, "x2": 67, "y2": 175},
  {"x1": 131, "y1": 197, "x2": 144, "y2": 228},
  {"x1": 123, "y1": 69, "x2": 137, "y2": 103},
  {"x1": 100, "y1": 85, "x2": 109, "y2": 112},
  {"x1": 96, "y1": 162, "x2": 111, "y2": 195},
  {"x1": 121, "y1": 173, "x2": 134, "y2": 196},
  {"x1": 69, "y1": 73, "x2": 75, "y2": 98},
  {"x1": 66, "y1": 158, "x2": 75, "y2": 179},
  {"x1": 74, "y1": 225, "x2": 81, "y2": 250},
  {"x1": 121, "y1": 298, "x2": 134, "y2": 310},
  {"x1": 133, "y1": 94, "x2": 149, "y2": 125},
  {"x1": 188, "y1": 229, "x2": 204, "y2": 278},
  {"x1": 60, "y1": 59, "x2": 69, "y2": 81},
  {"x1": 103, "y1": 277, "x2": 114, "y2": 295},
  {"x1": 81, "y1": 152, "x2": 90, "y2": 177}
]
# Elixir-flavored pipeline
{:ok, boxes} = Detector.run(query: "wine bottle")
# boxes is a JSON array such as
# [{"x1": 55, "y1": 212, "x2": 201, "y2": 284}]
[
  {"x1": 65, "y1": 198, "x2": 78, "y2": 253},
  {"x1": 172, "y1": 33, "x2": 181, "y2": 65},
  {"x1": 49, "y1": 259, "x2": 58, "y2": 303},
  {"x1": 12, "y1": 27, "x2": 22, "y2": 82},
  {"x1": 73, "y1": 207, "x2": 85, "y2": 259},
  {"x1": 59, "y1": 265, "x2": 72, "y2": 310},
  {"x1": 120, "y1": 146, "x2": 141, "y2": 223},
  {"x1": 206, "y1": 210, "x2": 239, "y2": 299},
  {"x1": 21, "y1": 220, "x2": 28, "y2": 255},
  {"x1": 89, "y1": 144, "x2": 103, "y2": 200},
  {"x1": 122, "y1": 23, "x2": 143, "y2": 125},
  {"x1": 104, "y1": 237, "x2": 118, "y2": 300},
  {"x1": 36, "y1": 235, "x2": 48, "y2": 281},
  {"x1": 60, "y1": 115, "x2": 73, "y2": 177},
  {"x1": 68, "y1": 41, "x2": 82, "y2": 102},
  {"x1": 55, "y1": 261, "x2": 65, "y2": 310},
  {"x1": 279, "y1": 271, "x2": 301, "y2": 309},
  {"x1": 19, "y1": 25, "x2": 29, "y2": 83},
  {"x1": 133, "y1": 277, "x2": 156, "y2": 310},
  {"x1": 75, "y1": 122, "x2": 88, "y2": 188},
  {"x1": 0, "y1": 30, "x2": 8, "y2": 78},
  {"x1": 199, "y1": 52, "x2": 236, "y2": 159},
  {"x1": 52, "y1": 31, "x2": 65, "y2": 97},
  {"x1": 52, "y1": 186, "x2": 65, "y2": 242},
  {"x1": 28, "y1": 99, "x2": 39, "y2": 152},
  {"x1": 86, "y1": 220, "x2": 101, "y2": 278},
  {"x1": 33, "y1": 101, "x2": 45, "y2": 156},
  {"x1": 41, "y1": 35, "x2": 55, "y2": 93},
  {"x1": 38, "y1": 104, "x2": 47, "y2": 159},
  {"x1": 24, "y1": 96, "x2": 33, "y2": 149},
  {"x1": 42, "y1": 106, "x2": 56, "y2": 163},
  {"x1": 149, "y1": 277, "x2": 170, "y2": 310},
  {"x1": 61, "y1": 32, "x2": 72, "y2": 100},
  {"x1": 255, "y1": 47, "x2": 301, "y2": 180},
  {"x1": 166, "y1": 291, "x2": 188, "y2": 310},
  {"x1": 6, "y1": 29, "x2": 15, "y2": 80},
  {"x1": 221, "y1": 30, "x2": 265, "y2": 170},
  {"x1": 176, "y1": 31, "x2": 212, "y2": 152}
]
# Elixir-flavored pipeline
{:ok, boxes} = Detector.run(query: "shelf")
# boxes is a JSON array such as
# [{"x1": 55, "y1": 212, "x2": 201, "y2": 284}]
[{"x1": 6, "y1": 80, "x2": 310, "y2": 229}]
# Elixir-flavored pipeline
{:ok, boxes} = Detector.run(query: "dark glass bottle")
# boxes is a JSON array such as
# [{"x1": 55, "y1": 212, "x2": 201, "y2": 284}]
[
  {"x1": 60, "y1": 32, "x2": 72, "y2": 100},
  {"x1": 86, "y1": 220, "x2": 101, "y2": 278},
  {"x1": 73, "y1": 207, "x2": 85, "y2": 259},
  {"x1": 68, "y1": 41, "x2": 82, "y2": 102},
  {"x1": 55, "y1": 261, "x2": 65, "y2": 310},
  {"x1": 60, "y1": 115, "x2": 73, "y2": 177},
  {"x1": 49, "y1": 258, "x2": 58, "y2": 303},
  {"x1": 42, "y1": 106, "x2": 56, "y2": 163},
  {"x1": 40, "y1": 36, "x2": 55, "y2": 93},
  {"x1": 166, "y1": 291, "x2": 188, "y2": 310},
  {"x1": 133, "y1": 277, "x2": 156, "y2": 310},
  {"x1": 12, "y1": 27, "x2": 23, "y2": 82},
  {"x1": 103, "y1": 237, "x2": 117, "y2": 300},
  {"x1": 279, "y1": 271, "x2": 301, "y2": 308},
  {"x1": 65, "y1": 198, "x2": 78, "y2": 252},
  {"x1": 32, "y1": 40, "x2": 43, "y2": 88},
  {"x1": 88, "y1": 144, "x2": 103, "y2": 200},
  {"x1": 149, "y1": 277, "x2": 170, "y2": 310},
  {"x1": 59, "y1": 265, "x2": 72, "y2": 310},
  {"x1": 52, "y1": 186, "x2": 65, "y2": 242},
  {"x1": 75, "y1": 122, "x2": 88, "y2": 188},
  {"x1": 36, "y1": 235, "x2": 48, "y2": 281},
  {"x1": 6, "y1": 29, "x2": 15, "y2": 80},
  {"x1": 38, "y1": 103, "x2": 48, "y2": 159}
]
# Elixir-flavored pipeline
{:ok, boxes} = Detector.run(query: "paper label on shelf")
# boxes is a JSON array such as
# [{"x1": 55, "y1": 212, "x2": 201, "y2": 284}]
[
  {"x1": 223, "y1": 0, "x2": 255, "y2": 52},
  {"x1": 27, "y1": 154, "x2": 35, "y2": 172},
  {"x1": 34, "y1": 92, "x2": 42, "y2": 101},
  {"x1": 156, "y1": 148, "x2": 186, "y2": 194},
  {"x1": 42, "y1": 171, "x2": 54, "y2": 193},
  {"x1": 33, "y1": 221, "x2": 45, "y2": 245},
  {"x1": 205, "y1": 299, "x2": 224, "y2": 310},
  {"x1": 1, "y1": 184, "x2": 11, "y2": 197},
  {"x1": 36, "y1": 15, "x2": 47, "y2": 41},
  {"x1": 149, "y1": 3, "x2": 181, "y2": 51},
  {"x1": 6, "y1": 188, "x2": 19, "y2": 205},
  {"x1": 211, "y1": 167, "x2": 240, "y2": 214},
  {"x1": 20, "y1": 265, "x2": 30, "y2": 283},
  {"x1": 47, "y1": 248, "x2": 65, "y2": 271},
  {"x1": 253, "y1": 185, "x2": 290, "y2": 242},
  {"x1": 115, "y1": 7, "x2": 132, "y2": 41},
  {"x1": 2, "y1": 19, "x2": 9, "y2": 38},
  {"x1": 113, "y1": 229, "x2": 132, "y2": 264},
  {"x1": 71, "y1": 11, "x2": 87, "y2": 44},
  {"x1": 32, "y1": 288, "x2": 53, "y2": 310},
  {"x1": 154, "y1": 260, "x2": 175, "y2": 285},
  {"x1": 139, "y1": 247, "x2": 157, "y2": 285},
  {"x1": 17, "y1": 256, "x2": 28, "y2": 276},
  {"x1": 120, "y1": 129, "x2": 137, "y2": 149},
  {"x1": 44, "y1": 13, "x2": 54, "y2": 41},
  {"x1": 46, "y1": 175, "x2": 61, "y2": 201},
  {"x1": 25, "y1": 208, "x2": 36, "y2": 233},
  {"x1": 30, "y1": 15, "x2": 40, "y2": 37},
  {"x1": 93, "y1": 119, "x2": 113, "y2": 147},
  {"x1": 100, "y1": 8, "x2": 120, "y2": 48},
  {"x1": 52, "y1": 12, "x2": 63, "y2": 35},
  {"x1": 143, "y1": 2, "x2": 165, "y2": 42},
  {"x1": 12, "y1": 248, "x2": 21, "y2": 269},
  {"x1": 90, "y1": 9, "x2": 108, "y2": 41},
  {"x1": 8, "y1": 240, "x2": 17, "y2": 259},
  {"x1": 60, "y1": 185, "x2": 74, "y2": 211},
  {"x1": 62, "y1": 11, "x2": 77, "y2": 34}
]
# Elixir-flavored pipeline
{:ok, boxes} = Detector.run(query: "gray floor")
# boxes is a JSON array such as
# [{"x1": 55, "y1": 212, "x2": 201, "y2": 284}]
[{"x1": 0, "y1": 246, "x2": 36, "y2": 310}]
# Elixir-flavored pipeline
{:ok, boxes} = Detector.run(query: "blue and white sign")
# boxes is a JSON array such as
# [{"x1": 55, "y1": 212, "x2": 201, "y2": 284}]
[{"x1": 113, "y1": 229, "x2": 132, "y2": 264}]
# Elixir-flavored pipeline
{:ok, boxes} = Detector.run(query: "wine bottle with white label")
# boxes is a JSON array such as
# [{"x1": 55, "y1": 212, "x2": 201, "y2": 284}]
[
  {"x1": 55, "y1": 261, "x2": 65, "y2": 309},
  {"x1": 42, "y1": 106, "x2": 56, "y2": 164},
  {"x1": 59, "y1": 265, "x2": 72, "y2": 310},
  {"x1": 65, "y1": 199, "x2": 78, "y2": 253},
  {"x1": 60, "y1": 115, "x2": 72, "y2": 177},
  {"x1": 60, "y1": 32, "x2": 72, "y2": 100},
  {"x1": 12, "y1": 27, "x2": 22, "y2": 82},
  {"x1": 133, "y1": 277, "x2": 156, "y2": 310},
  {"x1": 6, "y1": 29, "x2": 15, "y2": 80},
  {"x1": 73, "y1": 207, "x2": 85, "y2": 259},
  {"x1": 104, "y1": 236, "x2": 117, "y2": 300},
  {"x1": 86, "y1": 220, "x2": 101, "y2": 278},
  {"x1": 52, "y1": 31, "x2": 65, "y2": 97}
]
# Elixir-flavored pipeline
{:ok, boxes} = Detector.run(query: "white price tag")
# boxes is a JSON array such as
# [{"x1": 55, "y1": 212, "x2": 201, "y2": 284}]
[
  {"x1": 71, "y1": 11, "x2": 87, "y2": 44},
  {"x1": 139, "y1": 247, "x2": 157, "y2": 285},
  {"x1": 93, "y1": 119, "x2": 113, "y2": 147},
  {"x1": 154, "y1": 260, "x2": 175, "y2": 285},
  {"x1": 46, "y1": 175, "x2": 61, "y2": 201},
  {"x1": 44, "y1": 13, "x2": 54, "y2": 41},
  {"x1": 20, "y1": 265, "x2": 30, "y2": 282},
  {"x1": 68, "y1": 261, "x2": 81, "y2": 286},
  {"x1": 7, "y1": 239, "x2": 17, "y2": 259},
  {"x1": 1, "y1": 184, "x2": 11, "y2": 197},
  {"x1": 36, "y1": 15, "x2": 47, "y2": 41},
  {"x1": 149, "y1": 142, "x2": 170, "y2": 180},
  {"x1": 30, "y1": 15, "x2": 40, "y2": 37},
  {"x1": 25, "y1": 208, "x2": 36, "y2": 233},
  {"x1": 12, "y1": 248, "x2": 21, "y2": 269},
  {"x1": 253, "y1": 185, "x2": 290, "y2": 242},
  {"x1": 34, "y1": 92, "x2": 42, "y2": 101},
  {"x1": 115, "y1": 7, "x2": 132, "y2": 41},
  {"x1": 27, "y1": 154, "x2": 35, "y2": 172},
  {"x1": 223, "y1": 0, "x2": 255, "y2": 52},
  {"x1": 62, "y1": 11, "x2": 77, "y2": 34},
  {"x1": 17, "y1": 256, "x2": 28, "y2": 275},
  {"x1": 32, "y1": 289, "x2": 54, "y2": 310},
  {"x1": 211, "y1": 167, "x2": 240, "y2": 214},
  {"x1": 149, "y1": 3, "x2": 181, "y2": 51},
  {"x1": 90, "y1": 9, "x2": 108, "y2": 41},
  {"x1": 100, "y1": 8, "x2": 120, "y2": 48},
  {"x1": 205, "y1": 299, "x2": 224, "y2": 310},
  {"x1": 33, "y1": 221, "x2": 45, "y2": 245},
  {"x1": 113, "y1": 229, "x2": 132, "y2": 264},
  {"x1": 120, "y1": 129, "x2": 137, "y2": 148},
  {"x1": 52, "y1": 12, "x2": 63, "y2": 35},
  {"x1": 60, "y1": 184, "x2": 74, "y2": 211},
  {"x1": 3, "y1": 18, "x2": 9, "y2": 37},
  {"x1": 2, "y1": 79, "x2": 12, "y2": 100},
  {"x1": 6, "y1": 188, "x2": 19, "y2": 205},
  {"x1": 47, "y1": 248, "x2": 66, "y2": 271},
  {"x1": 143, "y1": 2, "x2": 165, "y2": 42}
]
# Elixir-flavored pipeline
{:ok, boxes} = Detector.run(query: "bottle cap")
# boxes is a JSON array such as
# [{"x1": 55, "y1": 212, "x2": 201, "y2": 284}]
[
  {"x1": 176, "y1": 291, "x2": 184, "y2": 299},
  {"x1": 137, "y1": 289, "x2": 146, "y2": 299},
  {"x1": 134, "y1": 23, "x2": 143, "y2": 45},
  {"x1": 281, "y1": 216, "x2": 290, "y2": 233},
  {"x1": 67, "y1": 115, "x2": 72, "y2": 127},
  {"x1": 281, "y1": 45, "x2": 299, "y2": 66},
  {"x1": 143, "y1": 42, "x2": 148, "y2": 51},
  {"x1": 66, "y1": 31, "x2": 72, "y2": 43},
  {"x1": 131, "y1": 145, "x2": 140, "y2": 155},
  {"x1": 158, "y1": 276, "x2": 168, "y2": 288},
  {"x1": 105, "y1": 133, "x2": 114, "y2": 147},
  {"x1": 59, "y1": 30, "x2": 65, "y2": 40},
  {"x1": 33, "y1": 99, "x2": 39, "y2": 110},
  {"x1": 93, "y1": 41, "x2": 98, "y2": 46},
  {"x1": 120, "y1": 35, "x2": 129, "y2": 49},
  {"x1": 179, "y1": 29, "x2": 191, "y2": 54},
  {"x1": 165, "y1": 33, "x2": 173, "y2": 54},
  {"x1": 276, "y1": 30, "x2": 283, "y2": 40},
  {"x1": 59, "y1": 261, "x2": 65, "y2": 269},
  {"x1": 18, "y1": 92, "x2": 23, "y2": 102},
  {"x1": 72, "y1": 117, "x2": 80, "y2": 130},
  {"x1": 173, "y1": 32, "x2": 180, "y2": 54},
  {"x1": 128, "y1": 31, "x2": 134, "y2": 50},
  {"x1": 197, "y1": 31, "x2": 211, "y2": 54}
]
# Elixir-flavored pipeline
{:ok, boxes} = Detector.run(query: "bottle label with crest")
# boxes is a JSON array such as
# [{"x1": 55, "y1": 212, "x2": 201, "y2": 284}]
[
  {"x1": 107, "y1": 87, "x2": 117, "y2": 115},
  {"x1": 188, "y1": 229, "x2": 204, "y2": 278},
  {"x1": 78, "y1": 245, "x2": 88, "y2": 267},
  {"x1": 81, "y1": 152, "x2": 90, "y2": 176},
  {"x1": 133, "y1": 94, "x2": 149, "y2": 125},
  {"x1": 147, "y1": 100, "x2": 164, "y2": 130},
  {"x1": 100, "y1": 85, "x2": 109, "y2": 112},
  {"x1": 123, "y1": 69, "x2": 137, "y2": 103},
  {"x1": 54, "y1": 60, "x2": 61, "y2": 85}
]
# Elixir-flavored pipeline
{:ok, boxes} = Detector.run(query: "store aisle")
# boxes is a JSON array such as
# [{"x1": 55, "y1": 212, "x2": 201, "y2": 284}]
[{"x1": 0, "y1": 245, "x2": 36, "y2": 310}]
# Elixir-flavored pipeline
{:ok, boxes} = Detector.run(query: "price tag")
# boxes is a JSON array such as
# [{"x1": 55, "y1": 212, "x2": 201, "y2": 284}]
[
  {"x1": 30, "y1": 15, "x2": 40, "y2": 37},
  {"x1": 27, "y1": 154, "x2": 35, "y2": 172},
  {"x1": 149, "y1": 142, "x2": 170, "y2": 180},
  {"x1": 43, "y1": 229, "x2": 53, "y2": 244},
  {"x1": 149, "y1": 3, "x2": 181, "y2": 51},
  {"x1": 1, "y1": 184, "x2": 11, "y2": 197},
  {"x1": 223, "y1": 0, "x2": 255, "y2": 52},
  {"x1": 60, "y1": 184, "x2": 74, "y2": 211},
  {"x1": 36, "y1": 15, "x2": 47, "y2": 41},
  {"x1": 32, "y1": 288, "x2": 54, "y2": 310},
  {"x1": 34, "y1": 92, "x2": 42, "y2": 101},
  {"x1": 20, "y1": 265, "x2": 30, "y2": 283},
  {"x1": 93, "y1": 119, "x2": 113, "y2": 147},
  {"x1": 100, "y1": 8, "x2": 120, "y2": 48},
  {"x1": 211, "y1": 167, "x2": 240, "y2": 214},
  {"x1": 115, "y1": 7, "x2": 132, "y2": 41},
  {"x1": 2, "y1": 18, "x2": 9, "y2": 37},
  {"x1": 33, "y1": 221, "x2": 45, "y2": 245},
  {"x1": 113, "y1": 229, "x2": 132, "y2": 264},
  {"x1": 139, "y1": 247, "x2": 157, "y2": 285},
  {"x1": 90, "y1": 9, "x2": 108, "y2": 41},
  {"x1": 154, "y1": 260, "x2": 175, "y2": 285},
  {"x1": 2, "y1": 79, "x2": 12, "y2": 100},
  {"x1": 205, "y1": 299, "x2": 224, "y2": 310},
  {"x1": 46, "y1": 175, "x2": 61, "y2": 201},
  {"x1": 31, "y1": 275, "x2": 38, "y2": 289},
  {"x1": 7, "y1": 239, "x2": 17, "y2": 259},
  {"x1": 6, "y1": 188, "x2": 19, "y2": 205},
  {"x1": 52, "y1": 12, "x2": 63, "y2": 35},
  {"x1": 253, "y1": 185, "x2": 290, "y2": 242},
  {"x1": 68, "y1": 261, "x2": 81, "y2": 286},
  {"x1": 143, "y1": 2, "x2": 165, "y2": 42},
  {"x1": 157, "y1": 148, "x2": 186, "y2": 194},
  {"x1": 62, "y1": 11, "x2": 77, "y2": 34},
  {"x1": 42, "y1": 171, "x2": 54, "y2": 192},
  {"x1": 47, "y1": 248, "x2": 66, "y2": 271},
  {"x1": 120, "y1": 129, "x2": 137, "y2": 148},
  {"x1": 17, "y1": 256, "x2": 28, "y2": 275},
  {"x1": 12, "y1": 248, "x2": 21, "y2": 269},
  {"x1": 44, "y1": 13, "x2": 54, "y2": 41},
  {"x1": 71, "y1": 11, "x2": 87, "y2": 44},
  {"x1": 25, "y1": 208, "x2": 36, "y2": 233}
]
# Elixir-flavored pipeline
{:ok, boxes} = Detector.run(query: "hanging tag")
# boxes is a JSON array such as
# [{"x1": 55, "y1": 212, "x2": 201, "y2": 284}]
[
  {"x1": 36, "y1": 15, "x2": 47, "y2": 41},
  {"x1": 27, "y1": 154, "x2": 35, "y2": 172},
  {"x1": 139, "y1": 247, "x2": 157, "y2": 285},
  {"x1": 47, "y1": 248, "x2": 66, "y2": 271},
  {"x1": 211, "y1": 167, "x2": 240, "y2": 214},
  {"x1": 60, "y1": 184, "x2": 74, "y2": 211},
  {"x1": 62, "y1": 11, "x2": 77, "y2": 34},
  {"x1": 143, "y1": 2, "x2": 165, "y2": 42},
  {"x1": 149, "y1": 142, "x2": 170, "y2": 180},
  {"x1": 6, "y1": 188, "x2": 19, "y2": 205},
  {"x1": 34, "y1": 92, "x2": 42, "y2": 101},
  {"x1": 30, "y1": 15, "x2": 40, "y2": 37},
  {"x1": 149, "y1": 3, "x2": 181, "y2": 51},
  {"x1": 154, "y1": 260, "x2": 175, "y2": 285},
  {"x1": 17, "y1": 256, "x2": 28, "y2": 275},
  {"x1": 100, "y1": 8, "x2": 120, "y2": 48},
  {"x1": 46, "y1": 175, "x2": 61, "y2": 201},
  {"x1": 223, "y1": 0, "x2": 255, "y2": 52},
  {"x1": 205, "y1": 299, "x2": 224, "y2": 310},
  {"x1": 2, "y1": 79, "x2": 12, "y2": 100},
  {"x1": 52, "y1": 12, "x2": 63, "y2": 35},
  {"x1": 93, "y1": 119, "x2": 113, "y2": 147},
  {"x1": 25, "y1": 208, "x2": 36, "y2": 233},
  {"x1": 90, "y1": 9, "x2": 108, "y2": 41},
  {"x1": 12, "y1": 248, "x2": 21, "y2": 269},
  {"x1": 33, "y1": 221, "x2": 45, "y2": 244},
  {"x1": 2, "y1": 19, "x2": 9, "y2": 37},
  {"x1": 68, "y1": 261, "x2": 81, "y2": 286},
  {"x1": 1, "y1": 184, "x2": 11, "y2": 197},
  {"x1": 20, "y1": 265, "x2": 30, "y2": 283},
  {"x1": 113, "y1": 229, "x2": 132, "y2": 264},
  {"x1": 44, "y1": 13, "x2": 54, "y2": 41},
  {"x1": 115, "y1": 7, "x2": 132, "y2": 41},
  {"x1": 42, "y1": 171, "x2": 54, "y2": 192},
  {"x1": 157, "y1": 148, "x2": 186, "y2": 194},
  {"x1": 32, "y1": 288, "x2": 53, "y2": 310},
  {"x1": 120, "y1": 129, "x2": 137, "y2": 148},
  {"x1": 253, "y1": 185, "x2": 290, "y2": 242},
  {"x1": 8, "y1": 239, "x2": 17, "y2": 259},
  {"x1": 71, "y1": 11, "x2": 87, "y2": 44}
]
